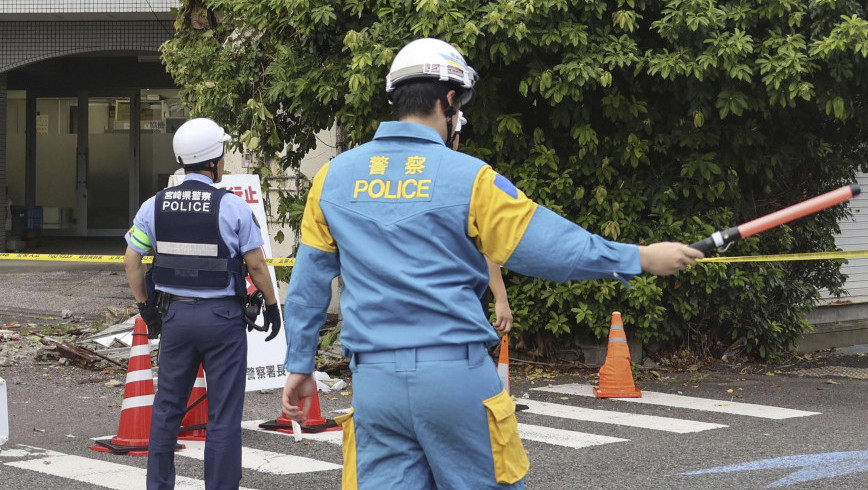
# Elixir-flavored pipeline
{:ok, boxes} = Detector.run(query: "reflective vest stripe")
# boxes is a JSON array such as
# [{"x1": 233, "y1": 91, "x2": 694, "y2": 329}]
[{"x1": 156, "y1": 241, "x2": 219, "y2": 256}]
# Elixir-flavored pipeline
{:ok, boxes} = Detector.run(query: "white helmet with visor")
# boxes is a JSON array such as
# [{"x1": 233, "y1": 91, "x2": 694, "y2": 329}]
[{"x1": 385, "y1": 38, "x2": 478, "y2": 106}]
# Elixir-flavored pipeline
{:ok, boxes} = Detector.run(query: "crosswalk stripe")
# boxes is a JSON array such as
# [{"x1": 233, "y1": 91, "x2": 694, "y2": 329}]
[
  {"x1": 3, "y1": 445, "x2": 250, "y2": 489},
  {"x1": 517, "y1": 423, "x2": 628, "y2": 448},
  {"x1": 177, "y1": 440, "x2": 341, "y2": 474},
  {"x1": 241, "y1": 420, "x2": 345, "y2": 446},
  {"x1": 246, "y1": 418, "x2": 629, "y2": 451},
  {"x1": 520, "y1": 399, "x2": 727, "y2": 433},
  {"x1": 245, "y1": 418, "x2": 628, "y2": 450},
  {"x1": 532, "y1": 383, "x2": 821, "y2": 419}
]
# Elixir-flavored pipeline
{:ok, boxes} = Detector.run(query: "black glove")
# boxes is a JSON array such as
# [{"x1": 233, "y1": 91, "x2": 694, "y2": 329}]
[
  {"x1": 262, "y1": 302, "x2": 282, "y2": 342},
  {"x1": 137, "y1": 302, "x2": 162, "y2": 339},
  {"x1": 244, "y1": 291, "x2": 265, "y2": 331}
]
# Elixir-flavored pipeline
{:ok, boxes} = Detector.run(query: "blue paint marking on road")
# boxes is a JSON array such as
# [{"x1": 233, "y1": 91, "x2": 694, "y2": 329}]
[{"x1": 675, "y1": 450, "x2": 868, "y2": 488}]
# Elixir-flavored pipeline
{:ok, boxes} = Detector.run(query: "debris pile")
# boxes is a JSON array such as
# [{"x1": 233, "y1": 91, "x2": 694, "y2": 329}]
[{"x1": 2, "y1": 308, "x2": 354, "y2": 392}]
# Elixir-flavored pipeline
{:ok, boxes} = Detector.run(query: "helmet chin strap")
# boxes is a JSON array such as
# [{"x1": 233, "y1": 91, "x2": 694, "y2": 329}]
[
  {"x1": 182, "y1": 159, "x2": 219, "y2": 181},
  {"x1": 441, "y1": 93, "x2": 457, "y2": 148}
]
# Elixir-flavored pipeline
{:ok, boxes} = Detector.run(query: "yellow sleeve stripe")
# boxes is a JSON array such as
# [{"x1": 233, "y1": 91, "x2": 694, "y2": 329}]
[
  {"x1": 468, "y1": 166, "x2": 537, "y2": 265},
  {"x1": 300, "y1": 161, "x2": 338, "y2": 253},
  {"x1": 128, "y1": 226, "x2": 152, "y2": 251}
]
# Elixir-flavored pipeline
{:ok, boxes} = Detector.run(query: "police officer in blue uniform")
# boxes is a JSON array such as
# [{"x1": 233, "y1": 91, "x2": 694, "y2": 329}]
[
  {"x1": 280, "y1": 38, "x2": 703, "y2": 489},
  {"x1": 123, "y1": 118, "x2": 281, "y2": 490}
]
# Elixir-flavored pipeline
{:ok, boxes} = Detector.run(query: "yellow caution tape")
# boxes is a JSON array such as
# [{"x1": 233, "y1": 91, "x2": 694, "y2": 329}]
[
  {"x1": 0, "y1": 253, "x2": 295, "y2": 267},
  {"x1": 699, "y1": 250, "x2": 868, "y2": 263},
  {"x1": 1, "y1": 251, "x2": 866, "y2": 266},
  {"x1": 0, "y1": 253, "x2": 130, "y2": 263},
  {"x1": 266, "y1": 257, "x2": 296, "y2": 267}
]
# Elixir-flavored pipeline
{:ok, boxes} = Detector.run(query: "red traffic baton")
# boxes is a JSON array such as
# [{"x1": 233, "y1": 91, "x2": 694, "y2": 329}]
[{"x1": 689, "y1": 184, "x2": 861, "y2": 253}]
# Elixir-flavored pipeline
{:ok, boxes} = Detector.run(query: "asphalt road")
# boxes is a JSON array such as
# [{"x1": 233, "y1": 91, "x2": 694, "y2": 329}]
[
  {"x1": 0, "y1": 238, "x2": 131, "y2": 322},
  {"x1": 1, "y1": 350, "x2": 866, "y2": 489}
]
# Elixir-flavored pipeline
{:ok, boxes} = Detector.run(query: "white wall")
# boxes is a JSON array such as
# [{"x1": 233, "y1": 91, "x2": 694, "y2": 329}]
[{"x1": 819, "y1": 173, "x2": 868, "y2": 305}]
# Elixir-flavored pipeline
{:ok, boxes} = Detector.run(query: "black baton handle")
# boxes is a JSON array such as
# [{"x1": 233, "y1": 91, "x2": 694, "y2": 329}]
[
  {"x1": 689, "y1": 226, "x2": 742, "y2": 254},
  {"x1": 689, "y1": 236, "x2": 717, "y2": 253}
]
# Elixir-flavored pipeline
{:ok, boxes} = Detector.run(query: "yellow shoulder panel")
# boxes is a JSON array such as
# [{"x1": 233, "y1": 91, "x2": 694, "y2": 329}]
[
  {"x1": 468, "y1": 166, "x2": 537, "y2": 265},
  {"x1": 300, "y1": 162, "x2": 337, "y2": 253}
]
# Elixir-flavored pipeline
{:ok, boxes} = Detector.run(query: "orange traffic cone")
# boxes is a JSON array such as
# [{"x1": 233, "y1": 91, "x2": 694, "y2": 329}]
[
  {"x1": 259, "y1": 390, "x2": 340, "y2": 433},
  {"x1": 178, "y1": 364, "x2": 208, "y2": 441},
  {"x1": 91, "y1": 316, "x2": 156, "y2": 456},
  {"x1": 594, "y1": 312, "x2": 642, "y2": 398}
]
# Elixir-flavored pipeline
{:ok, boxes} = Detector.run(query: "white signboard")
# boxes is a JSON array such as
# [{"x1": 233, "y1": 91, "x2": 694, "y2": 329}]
[{"x1": 169, "y1": 174, "x2": 286, "y2": 392}]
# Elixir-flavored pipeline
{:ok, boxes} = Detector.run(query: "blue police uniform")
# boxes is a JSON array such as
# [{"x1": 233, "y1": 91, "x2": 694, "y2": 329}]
[
  {"x1": 284, "y1": 121, "x2": 641, "y2": 489},
  {"x1": 125, "y1": 173, "x2": 263, "y2": 490}
]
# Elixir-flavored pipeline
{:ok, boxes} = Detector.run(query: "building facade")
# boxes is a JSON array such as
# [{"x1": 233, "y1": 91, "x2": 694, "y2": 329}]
[{"x1": 1, "y1": 1, "x2": 183, "y2": 243}]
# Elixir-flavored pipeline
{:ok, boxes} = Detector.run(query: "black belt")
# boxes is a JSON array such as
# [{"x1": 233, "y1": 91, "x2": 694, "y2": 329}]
[
  {"x1": 170, "y1": 295, "x2": 199, "y2": 302},
  {"x1": 167, "y1": 294, "x2": 235, "y2": 303}
]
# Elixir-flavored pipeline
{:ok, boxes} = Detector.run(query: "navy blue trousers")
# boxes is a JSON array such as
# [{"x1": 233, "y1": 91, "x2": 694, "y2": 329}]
[{"x1": 147, "y1": 297, "x2": 247, "y2": 490}]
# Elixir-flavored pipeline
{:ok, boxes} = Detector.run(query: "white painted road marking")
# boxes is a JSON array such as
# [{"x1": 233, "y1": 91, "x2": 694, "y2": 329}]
[
  {"x1": 675, "y1": 450, "x2": 868, "y2": 487},
  {"x1": 2, "y1": 379, "x2": 827, "y2": 490},
  {"x1": 532, "y1": 383, "x2": 821, "y2": 419},
  {"x1": 517, "y1": 423, "x2": 629, "y2": 448},
  {"x1": 246, "y1": 419, "x2": 629, "y2": 450},
  {"x1": 520, "y1": 399, "x2": 728, "y2": 433},
  {"x1": 177, "y1": 440, "x2": 341, "y2": 474},
  {"x1": 2, "y1": 445, "x2": 252, "y2": 489}
]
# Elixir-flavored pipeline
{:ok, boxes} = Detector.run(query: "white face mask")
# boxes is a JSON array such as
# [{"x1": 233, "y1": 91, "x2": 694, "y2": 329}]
[{"x1": 455, "y1": 110, "x2": 467, "y2": 134}]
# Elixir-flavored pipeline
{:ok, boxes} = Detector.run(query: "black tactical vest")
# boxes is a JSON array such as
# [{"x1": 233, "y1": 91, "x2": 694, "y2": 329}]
[{"x1": 152, "y1": 179, "x2": 246, "y2": 297}]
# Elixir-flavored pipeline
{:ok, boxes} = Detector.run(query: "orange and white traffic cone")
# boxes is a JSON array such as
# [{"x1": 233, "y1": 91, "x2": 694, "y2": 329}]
[
  {"x1": 594, "y1": 312, "x2": 642, "y2": 398},
  {"x1": 497, "y1": 335, "x2": 511, "y2": 394},
  {"x1": 90, "y1": 316, "x2": 156, "y2": 456},
  {"x1": 259, "y1": 390, "x2": 340, "y2": 434},
  {"x1": 178, "y1": 364, "x2": 207, "y2": 441},
  {"x1": 497, "y1": 335, "x2": 528, "y2": 411}
]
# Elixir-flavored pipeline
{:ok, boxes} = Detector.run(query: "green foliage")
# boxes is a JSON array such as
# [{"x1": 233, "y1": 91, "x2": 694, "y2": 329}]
[{"x1": 163, "y1": 0, "x2": 868, "y2": 360}]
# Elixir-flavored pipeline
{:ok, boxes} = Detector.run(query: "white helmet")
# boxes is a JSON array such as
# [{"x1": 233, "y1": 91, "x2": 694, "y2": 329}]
[
  {"x1": 386, "y1": 38, "x2": 478, "y2": 105},
  {"x1": 173, "y1": 118, "x2": 231, "y2": 166}
]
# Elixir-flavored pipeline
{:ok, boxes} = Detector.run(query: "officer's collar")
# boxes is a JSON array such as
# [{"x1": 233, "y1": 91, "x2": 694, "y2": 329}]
[
  {"x1": 373, "y1": 121, "x2": 445, "y2": 146},
  {"x1": 184, "y1": 173, "x2": 215, "y2": 185}
]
